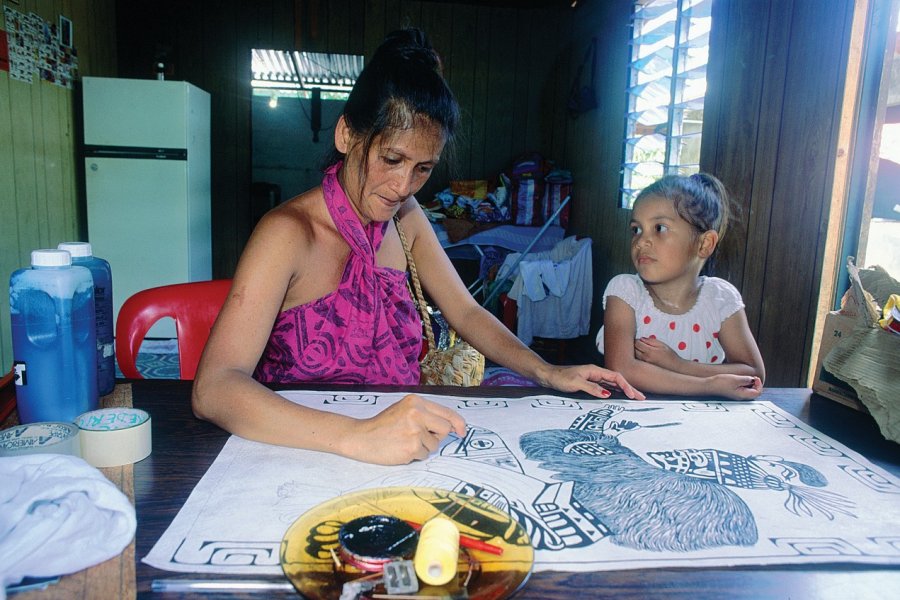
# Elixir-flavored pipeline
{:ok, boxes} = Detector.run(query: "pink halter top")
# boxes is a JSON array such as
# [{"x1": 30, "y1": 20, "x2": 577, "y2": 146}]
[{"x1": 253, "y1": 164, "x2": 422, "y2": 384}]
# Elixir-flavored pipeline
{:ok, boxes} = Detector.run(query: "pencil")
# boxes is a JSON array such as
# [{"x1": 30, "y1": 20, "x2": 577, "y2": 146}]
[{"x1": 150, "y1": 578, "x2": 295, "y2": 593}]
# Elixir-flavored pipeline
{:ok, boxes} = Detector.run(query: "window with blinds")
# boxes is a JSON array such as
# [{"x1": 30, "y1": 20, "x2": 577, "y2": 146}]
[
  {"x1": 620, "y1": 0, "x2": 712, "y2": 208},
  {"x1": 251, "y1": 49, "x2": 363, "y2": 102}
]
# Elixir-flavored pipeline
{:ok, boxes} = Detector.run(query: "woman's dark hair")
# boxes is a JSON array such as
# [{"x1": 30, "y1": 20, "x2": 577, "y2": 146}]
[
  {"x1": 322, "y1": 28, "x2": 459, "y2": 173},
  {"x1": 635, "y1": 172, "x2": 731, "y2": 241}
]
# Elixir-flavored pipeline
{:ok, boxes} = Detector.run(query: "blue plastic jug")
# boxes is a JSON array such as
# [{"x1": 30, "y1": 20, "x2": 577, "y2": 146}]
[
  {"x1": 58, "y1": 242, "x2": 115, "y2": 395},
  {"x1": 9, "y1": 249, "x2": 99, "y2": 423}
]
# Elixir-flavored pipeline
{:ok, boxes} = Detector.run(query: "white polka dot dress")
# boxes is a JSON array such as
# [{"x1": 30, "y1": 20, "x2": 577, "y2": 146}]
[{"x1": 596, "y1": 274, "x2": 744, "y2": 363}]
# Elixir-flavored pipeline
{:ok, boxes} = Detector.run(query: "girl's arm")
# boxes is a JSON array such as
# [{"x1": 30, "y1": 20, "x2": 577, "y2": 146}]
[
  {"x1": 633, "y1": 309, "x2": 765, "y2": 382},
  {"x1": 604, "y1": 296, "x2": 761, "y2": 400},
  {"x1": 401, "y1": 206, "x2": 643, "y2": 400},
  {"x1": 192, "y1": 208, "x2": 465, "y2": 465}
]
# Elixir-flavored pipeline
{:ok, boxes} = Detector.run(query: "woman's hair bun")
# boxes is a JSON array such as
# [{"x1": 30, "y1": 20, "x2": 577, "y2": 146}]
[
  {"x1": 320, "y1": 27, "x2": 458, "y2": 171},
  {"x1": 373, "y1": 28, "x2": 442, "y2": 72}
]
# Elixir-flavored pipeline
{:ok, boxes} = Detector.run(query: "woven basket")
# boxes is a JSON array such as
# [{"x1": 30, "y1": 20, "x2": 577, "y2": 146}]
[{"x1": 395, "y1": 218, "x2": 485, "y2": 386}]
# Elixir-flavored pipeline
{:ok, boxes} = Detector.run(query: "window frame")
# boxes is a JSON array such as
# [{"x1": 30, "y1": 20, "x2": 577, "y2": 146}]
[{"x1": 620, "y1": 0, "x2": 712, "y2": 208}]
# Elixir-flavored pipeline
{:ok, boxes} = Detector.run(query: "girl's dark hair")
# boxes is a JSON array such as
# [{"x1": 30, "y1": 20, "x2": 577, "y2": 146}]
[
  {"x1": 322, "y1": 28, "x2": 459, "y2": 172},
  {"x1": 635, "y1": 172, "x2": 731, "y2": 241}
]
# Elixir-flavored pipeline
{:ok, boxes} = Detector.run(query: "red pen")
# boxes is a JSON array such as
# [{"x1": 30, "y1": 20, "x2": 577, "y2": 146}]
[{"x1": 405, "y1": 520, "x2": 504, "y2": 556}]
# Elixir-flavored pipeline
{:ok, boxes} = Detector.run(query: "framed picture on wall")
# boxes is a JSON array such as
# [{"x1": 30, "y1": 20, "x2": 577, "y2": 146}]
[{"x1": 59, "y1": 16, "x2": 72, "y2": 48}]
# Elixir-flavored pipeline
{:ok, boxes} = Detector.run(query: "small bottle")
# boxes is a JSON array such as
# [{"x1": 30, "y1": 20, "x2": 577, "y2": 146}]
[
  {"x1": 9, "y1": 249, "x2": 98, "y2": 423},
  {"x1": 58, "y1": 242, "x2": 115, "y2": 396}
]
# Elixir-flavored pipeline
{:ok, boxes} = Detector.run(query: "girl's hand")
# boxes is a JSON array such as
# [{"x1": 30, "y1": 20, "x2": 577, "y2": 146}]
[
  {"x1": 540, "y1": 364, "x2": 646, "y2": 400},
  {"x1": 634, "y1": 337, "x2": 681, "y2": 370},
  {"x1": 344, "y1": 395, "x2": 466, "y2": 465},
  {"x1": 707, "y1": 374, "x2": 763, "y2": 400}
]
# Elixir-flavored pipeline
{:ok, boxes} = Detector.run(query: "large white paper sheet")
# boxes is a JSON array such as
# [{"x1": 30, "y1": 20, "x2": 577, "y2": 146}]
[{"x1": 143, "y1": 391, "x2": 900, "y2": 574}]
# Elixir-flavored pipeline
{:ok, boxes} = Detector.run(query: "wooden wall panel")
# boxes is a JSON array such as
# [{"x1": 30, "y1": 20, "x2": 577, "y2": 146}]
[
  {"x1": 566, "y1": 0, "x2": 856, "y2": 384},
  {"x1": 756, "y1": 1, "x2": 853, "y2": 385},
  {"x1": 400, "y1": 0, "x2": 423, "y2": 28},
  {"x1": 702, "y1": 0, "x2": 769, "y2": 298},
  {"x1": 702, "y1": 0, "x2": 853, "y2": 385},
  {"x1": 328, "y1": 0, "x2": 353, "y2": 52},
  {"x1": 544, "y1": 14, "x2": 571, "y2": 164},
  {"x1": 736, "y1": 0, "x2": 792, "y2": 336},
  {"x1": 0, "y1": 17, "x2": 16, "y2": 377},
  {"x1": 560, "y1": 0, "x2": 633, "y2": 351},
  {"x1": 0, "y1": 0, "x2": 117, "y2": 372},
  {"x1": 448, "y1": 3, "x2": 478, "y2": 179},
  {"x1": 382, "y1": 0, "x2": 403, "y2": 35},
  {"x1": 484, "y1": 7, "x2": 518, "y2": 168},
  {"x1": 418, "y1": 0, "x2": 456, "y2": 187},
  {"x1": 363, "y1": 0, "x2": 388, "y2": 58},
  {"x1": 114, "y1": 0, "x2": 567, "y2": 287}
]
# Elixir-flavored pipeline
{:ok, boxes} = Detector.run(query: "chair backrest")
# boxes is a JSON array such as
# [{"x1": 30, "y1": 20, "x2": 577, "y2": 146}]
[
  {"x1": 0, "y1": 368, "x2": 16, "y2": 423},
  {"x1": 115, "y1": 279, "x2": 232, "y2": 380}
]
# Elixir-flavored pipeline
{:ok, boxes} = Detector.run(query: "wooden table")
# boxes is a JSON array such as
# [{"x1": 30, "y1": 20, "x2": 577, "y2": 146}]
[{"x1": 120, "y1": 381, "x2": 900, "y2": 599}]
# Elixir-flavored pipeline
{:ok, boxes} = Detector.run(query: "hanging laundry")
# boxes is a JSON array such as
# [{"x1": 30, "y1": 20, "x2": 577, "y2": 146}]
[{"x1": 500, "y1": 236, "x2": 593, "y2": 346}]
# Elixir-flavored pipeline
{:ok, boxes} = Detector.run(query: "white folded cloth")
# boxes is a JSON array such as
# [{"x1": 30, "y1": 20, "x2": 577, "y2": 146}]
[{"x1": 0, "y1": 454, "x2": 136, "y2": 599}]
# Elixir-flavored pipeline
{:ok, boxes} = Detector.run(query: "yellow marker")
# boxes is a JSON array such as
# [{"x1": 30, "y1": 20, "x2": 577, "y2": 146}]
[{"x1": 413, "y1": 517, "x2": 460, "y2": 586}]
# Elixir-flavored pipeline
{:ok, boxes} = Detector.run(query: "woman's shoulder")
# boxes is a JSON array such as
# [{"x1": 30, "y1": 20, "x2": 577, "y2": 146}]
[
  {"x1": 257, "y1": 188, "x2": 326, "y2": 237},
  {"x1": 237, "y1": 189, "x2": 331, "y2": 275},
  {"x1": 393, "y1": 196, "x2": 433, "y2": 244},
  {"x1": 395, "y1": 196, "x2": 428, "y2": 226}
]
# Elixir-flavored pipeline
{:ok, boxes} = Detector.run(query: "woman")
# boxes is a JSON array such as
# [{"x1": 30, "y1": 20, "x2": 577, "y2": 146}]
[{"x1": 193, "y1": 28, "x2": 643, "y2": 466}]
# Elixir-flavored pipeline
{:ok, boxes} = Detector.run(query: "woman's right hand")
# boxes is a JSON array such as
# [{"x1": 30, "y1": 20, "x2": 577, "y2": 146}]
[
  {"x1": 343, "y1": 394, "x2": 467, "y2": 465},
  {"x1": 707, "y1": 374, "x2": 763, "y2": 400}
]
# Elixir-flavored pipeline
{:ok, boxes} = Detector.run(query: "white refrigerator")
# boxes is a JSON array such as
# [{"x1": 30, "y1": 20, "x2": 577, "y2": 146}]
[{"x1": 82, "y1": 76, "x2": 211, "y2": 338}]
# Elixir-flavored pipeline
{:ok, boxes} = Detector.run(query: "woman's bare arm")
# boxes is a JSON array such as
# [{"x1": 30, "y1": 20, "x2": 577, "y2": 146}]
[
  {"x1": 398, "y1": 205, "x2": 643, "y2": 400},
  {"x1": 192, "y1": 205, "x2": 465, "y2": 464}
]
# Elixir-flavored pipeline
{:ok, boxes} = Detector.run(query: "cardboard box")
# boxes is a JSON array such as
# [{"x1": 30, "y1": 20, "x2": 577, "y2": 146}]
[
  {"x1": 811, "y1": 311, "x2": 868, "y2": 412},
  {"x1": 815, "y1": 260, "x2": 900, "y2": 443}
]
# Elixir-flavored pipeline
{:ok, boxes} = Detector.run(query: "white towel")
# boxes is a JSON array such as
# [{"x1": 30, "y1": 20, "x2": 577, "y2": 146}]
[
  {"x1": 506, "y1": 237, "x2": 593, "y2": 345},
  {"x1": 517, "y1": 258, "x2": 573, "y2": 301},
  {"x1": 0, "y1": 454, "x2": 136, "y2": 598}
]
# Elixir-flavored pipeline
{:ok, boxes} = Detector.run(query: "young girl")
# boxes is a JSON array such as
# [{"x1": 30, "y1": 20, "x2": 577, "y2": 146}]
[{"x1": 597, "y1": 173, "x2": 765, "y2": 400}]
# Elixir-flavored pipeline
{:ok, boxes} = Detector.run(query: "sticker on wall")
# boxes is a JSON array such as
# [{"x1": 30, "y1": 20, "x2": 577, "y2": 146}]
[{"x1": 2, "y1": 6, "x2": 78, "y2": 87}]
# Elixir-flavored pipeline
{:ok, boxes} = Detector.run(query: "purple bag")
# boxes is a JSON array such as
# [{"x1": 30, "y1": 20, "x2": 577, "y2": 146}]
[
  {"x1": 506, "y1": 153, "x2": 548, "y2": 226},
  {"x1": 542, "y1": 169, "x2": 573, "y2": 227}
]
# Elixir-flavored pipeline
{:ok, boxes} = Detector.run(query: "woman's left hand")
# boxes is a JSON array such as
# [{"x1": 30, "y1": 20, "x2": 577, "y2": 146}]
[{"x1": 540, "y1": 364, "x2": 646, "y2": 400}]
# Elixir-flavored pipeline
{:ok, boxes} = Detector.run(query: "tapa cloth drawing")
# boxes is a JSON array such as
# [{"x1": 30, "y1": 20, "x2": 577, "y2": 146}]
[{"x1": 143, "y1": 391, "x2": 900, "y2": 574}]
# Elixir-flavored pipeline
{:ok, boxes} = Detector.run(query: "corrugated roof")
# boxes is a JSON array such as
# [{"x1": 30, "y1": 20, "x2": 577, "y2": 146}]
[{"x1": 251, "y1": 49, "x2": 364, "y2": 92}]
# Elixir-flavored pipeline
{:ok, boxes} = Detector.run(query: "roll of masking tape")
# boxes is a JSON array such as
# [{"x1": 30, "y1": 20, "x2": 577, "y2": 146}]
[
  {"x1": 0, "y1": 422, "x2": 81, "y2": 458},
  {"x1": 414, "y1": 517, "x2": 460, "y2": 586},
  {"x1": 75, "y1": 408, "x2": 152, "y2": 468}
]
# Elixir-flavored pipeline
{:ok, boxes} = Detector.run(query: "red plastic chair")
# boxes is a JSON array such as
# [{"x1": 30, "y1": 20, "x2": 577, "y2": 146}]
[{"x1": 115, "y1": 279, "x2": 232, "y2": 380}]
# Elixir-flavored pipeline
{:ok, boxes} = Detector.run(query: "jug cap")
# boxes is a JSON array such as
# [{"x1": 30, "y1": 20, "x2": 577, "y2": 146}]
[
  {"x1": 32, "y1": 249, "x2": 72, "y2": 267},
  {"x1": 57, "y1": 241, "x2": 93, "y2": 258}
]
